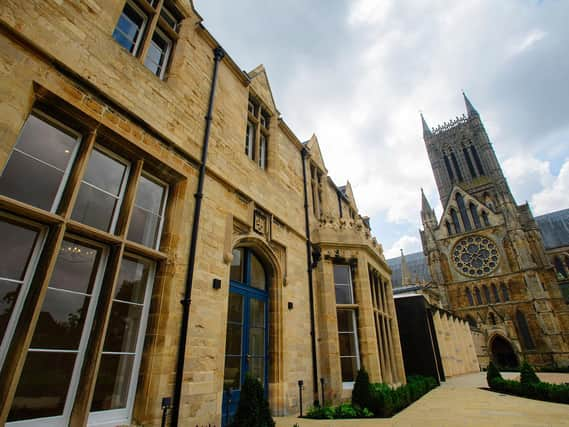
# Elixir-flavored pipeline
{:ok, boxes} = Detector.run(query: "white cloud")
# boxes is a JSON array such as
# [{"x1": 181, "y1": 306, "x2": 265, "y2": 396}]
[
  {"x1": 385, "y1": 234, "x2": 422, "y2": 259},
  {"x1": 502, "y1": 155, "x2": 553, "y2": 203},
  {"x1": 509, "y1": 29, "x2": 547, "y2": 57},
  {"x1": 531, "y1": 159, "x2": 569, "y2": 215}
]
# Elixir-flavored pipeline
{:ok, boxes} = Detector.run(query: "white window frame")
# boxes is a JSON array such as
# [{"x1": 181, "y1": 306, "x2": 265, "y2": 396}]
[
  {"x1": 159, "y1": 4, "x2": 179, "y2": 32},
  {"x1": 334, "y1": 264, "x2": 354, "y2": 304},
  {"x1": 258, "y1": 134, "x2": 266, "y2": 170},
  {"x1": 145, "y1": 26, "x2": 172, "y2": 80},
  {"x1": 0, "y1": 214, "x2": 47, "y2": 371},
  {"x1": 338, "y1": 309, "x2": 361, "y2": 389},
  {"x1": 245, "y1": 121, "x2": 255, "y2": 160},
  {"x1": 116, "y1": 0, "x2": 148, "y2": 56},
  {"x1": 7, "y1": 236, "x2": 109, "y2": 427},
  {"x1": 73, "y1": 144, "x2": 131, "y2": 234},
  {"x1": 88, "y1": 256, "x2": 156, "y2": 427},
  {"x1": 127, "y1": 172, "x2": 169, "y2": 250}
]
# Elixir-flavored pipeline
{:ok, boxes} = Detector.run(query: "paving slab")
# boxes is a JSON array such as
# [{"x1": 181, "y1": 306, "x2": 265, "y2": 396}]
[{"x1": 275, "y1": 372, "x2": 569, "y2": 427}]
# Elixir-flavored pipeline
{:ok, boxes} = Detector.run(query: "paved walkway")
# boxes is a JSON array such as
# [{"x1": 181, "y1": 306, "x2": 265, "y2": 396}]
[{"x1": 275, "y1": 372, "x2": 569, "y2": 427}]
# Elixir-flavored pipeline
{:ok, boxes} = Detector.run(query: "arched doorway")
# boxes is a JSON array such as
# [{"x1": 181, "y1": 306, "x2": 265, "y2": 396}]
[
  {"x1": 222, "y1": 247, "x2": 269, "y2": 426},
  {"x1": 489, "y1": 335, "x2": 518, "y2": 369}
]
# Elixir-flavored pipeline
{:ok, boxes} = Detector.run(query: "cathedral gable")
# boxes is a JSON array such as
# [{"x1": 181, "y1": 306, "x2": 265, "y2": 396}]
[
  {"x1": 438, "y1": 185, "x2": 500, "y2": 232},
  {"x1": 305, "y1": 133, "x2": 328, "y2": 173}
]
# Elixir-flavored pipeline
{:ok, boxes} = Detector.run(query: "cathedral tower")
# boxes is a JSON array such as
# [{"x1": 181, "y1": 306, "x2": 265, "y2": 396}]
[{"x1": 420, "y1": 94, "x2": 569, "y2": 369}]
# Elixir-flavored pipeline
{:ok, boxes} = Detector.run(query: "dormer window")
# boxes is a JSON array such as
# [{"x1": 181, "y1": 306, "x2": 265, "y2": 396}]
[{"x1": 244, "y1": 97, "x2": 270, "y2": 169}]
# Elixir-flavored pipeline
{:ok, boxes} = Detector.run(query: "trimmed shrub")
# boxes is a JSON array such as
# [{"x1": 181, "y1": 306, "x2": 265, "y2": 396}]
[
  {"x1": 369, "y1": 383, "x2": 395, "y2": 417},
  {"x1": 486, "y1": 361, "x2": 503, "y2": 388},
  {"x1": 520, "y1": 361, "x2": 540, "y2": 386},
  {"x1": 352, "y1": 368, "x2": 372, "y2": 410},
  {"x1": 305, "y1": 405, "x2": 335, "y2": 419},
  {"x1": 489, "y1": 374, "x2": 569, "y2": 404},
  {"x1": 230, "y1": 375, "x2": 275, "y2": 427},
  {"x1": 334, "y1": 403, "x2": 358, "y2": 418}
]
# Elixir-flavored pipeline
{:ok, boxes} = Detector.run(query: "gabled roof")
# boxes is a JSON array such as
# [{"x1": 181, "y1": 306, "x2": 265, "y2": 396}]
[
  {"x1": 341, "y1": 181, "x2": 358, "y2": 211},
  {"x1": 303, "y1": 134, "x2": 327, "y2": 173},
  {"x1": 535, "y1": 208, "x2": 569, "y2": 249},
  {"x1": 438, "y1": 184, "x2": 487, "y2": 227},
  {"x1": 248, "y1": 65, "x2": 280, "y2": 116}
]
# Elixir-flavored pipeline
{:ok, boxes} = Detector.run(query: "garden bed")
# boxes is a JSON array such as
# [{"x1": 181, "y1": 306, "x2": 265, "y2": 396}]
[{"x1": 303, "y1": 371, "x2": 438, "y2": 420}]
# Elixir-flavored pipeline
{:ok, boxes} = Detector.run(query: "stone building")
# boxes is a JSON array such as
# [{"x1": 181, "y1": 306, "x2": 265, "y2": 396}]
[
  {"x1": 389, "y1": 95, "x2": 569, "y2": 370},
  {"x1": 0, "y1": 1, "x2": 404, "y2": 426}
]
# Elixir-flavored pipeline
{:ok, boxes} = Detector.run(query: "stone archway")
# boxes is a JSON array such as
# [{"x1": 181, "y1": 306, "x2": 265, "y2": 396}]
[{"x1": 489, "y1": 335, "x2": 518, "y2": 369}]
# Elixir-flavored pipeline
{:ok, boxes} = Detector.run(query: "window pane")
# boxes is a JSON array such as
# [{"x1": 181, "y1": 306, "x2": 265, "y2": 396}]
[
  {"x1": 0, "y1": 150, "x2": 65, "y2": 211},
  {"x1": 250, "y1": 254, "x2": 266, "y2": 290},
  {"x1": 249, "y1": 299, "x2": 265, "y2": 327},
  {"x1": 227, "y1": 293, "x2": 243, "y2": 323},
  {"x1": 144, "y1": 31, "x2": 171, "y2": 77},
  {"x1": 8, "y1": 351, "x2": 76, "y2": 421},
  {"x1": 103, "y1": 301, "x2": 142, "y2": 353},
  {"x1": 225, "y1": 323, "x2": 242, "y2": 355},
  {"x1": 0, "y1": 219, "x2": 39, "y2": 281},
  {"x1": 113, "y1": 2, "x2": 145, "y2": 54},
  {"x1": 335, "y1": 285, "x2": 352, "y2": 304},
  {"x1": 249, "y1": 327, "x2": 265, "y2": 357},
  {"x1": 114, "y1": 257, "x2": 150, "y2": 304},
  {"x1": 72, "y1": 183, "x2": 119, "y2": 231},
  {"x1": 230, "y1": 249, "x2": 244, "y2": 283},
  {"x1": 339, "y1": 333, "x2": 357, "y2": 356},
  {"x1": 224, "y1": 356, "x2": 241, "y2": 390},
  {"x1": 337, "y1": 310, "x2": 353, "y2": 332},
  {"x1": 340, "y1": 357, "x2": 358, "y2": 382},
  {"x1": 13, "y1": 115, "x2": 77, "y2": 170},
  {"x1": 0, "y1": 280, "x2": 21, "y2": 343},
  {"x1": 91, "y1": 354, "x2": 135, "y2": 411},
  {"x1": 83, "y1": 149, "x2": 127, "y2": 196},
  {"x1": 249, "y1": 357, "x2": 264, "y2": 385},
  {"x1": 30, "y1": 288, "x2": 90, "y2": 350},
  {"x1": 127, "y1": 175, "x2": 166, "y2": 248},
  {"x1": 0, "y1": 115, "x2": 77, "y2": 211},
  {"x1": 52, "y1": 241, "x2": 100, "y2": 294},
  {"x1": 333, "y1": 265, "x2": 350, "y2": 285},
  {"x1": 133, "y1": 175, "x2": 165, "y2": 214}
]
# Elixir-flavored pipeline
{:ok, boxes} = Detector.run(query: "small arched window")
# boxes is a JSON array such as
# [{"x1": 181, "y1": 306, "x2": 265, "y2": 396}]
[
  {"x1": 491, "y1": 283, "x2": 500, "y2": 303},
  {"x1": 489, "y1": 312, "x2": 496, "y2": 325},
  {"x1": 451, "y1": 152, "x2": 464, "y2": 181},
  {"x1": 482, "y1": 285, "x2": 491, "y2": 304},
  {"x1": 554, "y1": 256, "x2": 568, "y2": 279},
  {"x1": 450, "y1": 208, "x2": 461, "y2": 234},
  {"x1": 516, "y1": 310, "x2": 535, "y2": 350},
  {"x1": 445, "y1": 221, "x2": 452, "y2": 236},
  {"x1": 470, "y1": 145, "x2": 485, "y2": 176},
  {"x1": 500, "y1": 283, "x2": 510, "y2": 301},
  {"x1": 470, "y1": 203, "x2": 481, "y2": 228},
  {"x1": 466, "y1": 287, "x2": 474, "y2": 305},
  {"x1": 444, "y1": 154, "x2": 455, "y2": 182},
  {"x1": 474, "y1": 287, "x2": 483, "y2": 305},
  {"x1": 463, "y1": 146, "x2": 477, "y2": 178},
  {"x1": 456, "y1": 193, "x2": 472, "y2": 231},
  {"x1": 481, "y1": 211, "x2": 490, "y2": 227}
]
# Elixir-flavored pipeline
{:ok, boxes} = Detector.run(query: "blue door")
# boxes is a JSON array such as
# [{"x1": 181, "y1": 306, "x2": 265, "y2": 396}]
[{"x1": 222, "y1": 248, "x2": 269, "y2": 426}]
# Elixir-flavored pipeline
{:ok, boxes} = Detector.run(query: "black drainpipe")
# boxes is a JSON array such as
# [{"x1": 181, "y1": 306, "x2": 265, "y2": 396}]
[
  {"x1": 301, "y1": 147, "x2": 320, "y2": 406},
  {"x1": 171, "y1": 46, "x2": 225, "y2": 427}
]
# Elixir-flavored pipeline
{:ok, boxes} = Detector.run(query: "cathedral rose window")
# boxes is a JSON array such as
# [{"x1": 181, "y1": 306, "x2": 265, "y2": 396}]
[{"x1": 452, "y1": 235, "x2": 499, "y2": 277}]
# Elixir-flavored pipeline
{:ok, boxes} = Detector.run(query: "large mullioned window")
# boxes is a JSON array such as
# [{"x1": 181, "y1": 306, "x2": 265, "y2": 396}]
[
  {"x1": 333, "y1": 264, "x2": 360, "y2": 386},
  {"x1": 244, "y1": 98, "x2": 270, "y2": 169},
  {"x1": 0, "y1": 108, "x2": 170, "y2": 426}
]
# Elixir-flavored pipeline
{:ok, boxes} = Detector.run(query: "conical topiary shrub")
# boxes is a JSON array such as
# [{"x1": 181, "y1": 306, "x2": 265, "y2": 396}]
[
  {"x1": 352, "y1": 367, "x2": 372, "y2": 410},
  {"x1": 520, "y1": 360, "x2": 540, "y2": 386},
  {"x1": 486, "y1": 361, "x2": 502, "y2": 388},
  {"x1": 230, "y1": 375, "x2": 275, "y2": 427}
]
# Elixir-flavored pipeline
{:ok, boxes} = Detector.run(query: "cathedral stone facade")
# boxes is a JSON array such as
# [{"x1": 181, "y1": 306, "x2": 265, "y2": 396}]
[
  {"x1": 391, "y1": 94, "x2": 569, "y2": 370},
  {"x1": 0, "y1": 1, "x2": 404, "y2": 426}
]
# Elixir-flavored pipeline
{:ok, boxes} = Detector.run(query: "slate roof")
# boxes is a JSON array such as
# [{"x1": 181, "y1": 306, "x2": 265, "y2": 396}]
[
  {"x1": 535, "y1": 208, "x2": 569, "y2": 250},
  {"x1": 387, "y1": 251, "x2": 431, "y2": 289}
]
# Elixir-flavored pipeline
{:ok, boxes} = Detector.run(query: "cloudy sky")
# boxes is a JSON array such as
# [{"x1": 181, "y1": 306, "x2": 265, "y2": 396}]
[{"x1": 195, "y1": 0, "x2": 569, "y2": 259}]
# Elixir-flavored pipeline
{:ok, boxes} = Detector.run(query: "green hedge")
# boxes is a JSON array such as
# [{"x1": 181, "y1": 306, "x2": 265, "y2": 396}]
[
  {"x1": 487, "y1": 362, "x2": 569, "y2": 405},
  {"x1": 305, "y1": 372, "x2": 438, "y2": 419}
]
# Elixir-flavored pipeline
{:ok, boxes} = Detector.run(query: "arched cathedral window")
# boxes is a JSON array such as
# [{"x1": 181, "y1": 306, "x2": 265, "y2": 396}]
[
  {"x1": 444, "y1": 154, "x2": 455, "y2": 182},
  {"x1": 470, "y1": 145, "x2": 485, "y2": 176},
  {"x1": 466, "y1": 287, "x2": 474, "y2": 305},
  {"x1": 554, "y1": 256, "x2": 568, "y2": 279},
  {"x1": 482, "y1": 285, "x2": 491, "y2": 304},
  {"x1": 456, "y1": 193, "x2": 472, "y2": 231},
  {"x1": 463, "y1": 146, "x2": 477, "y2": 178},
  {"x1": 474, "y1": 287, "x2": 483, "y2": 305},
  {"x1": 491, "y1": 283, "x2": 500, "y2": 303},
  {"x1": 450, "y1": 208, "x2": 461, "y2": 233},
  {"x1": 500, "y1": 282, "x2": 510, "y2": 301},
  {"x1": 450, "y1": 152, "x2": 464, "y2": 181},
  {"x1": 470, "y1": 203, "x2": 481, "y2": 228},
  {"x1": 445, "y1": 221, "x2": 452, "y2": 236},
  {"x1": 481, "y1": 211, "x2": 490, "y2": 227},
  {"x1": 489, "y1": 312, "x2": 496, "y2": 325},
  {"x1": 516, "y1": 310, "x2": 535, "y2": 350}
]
